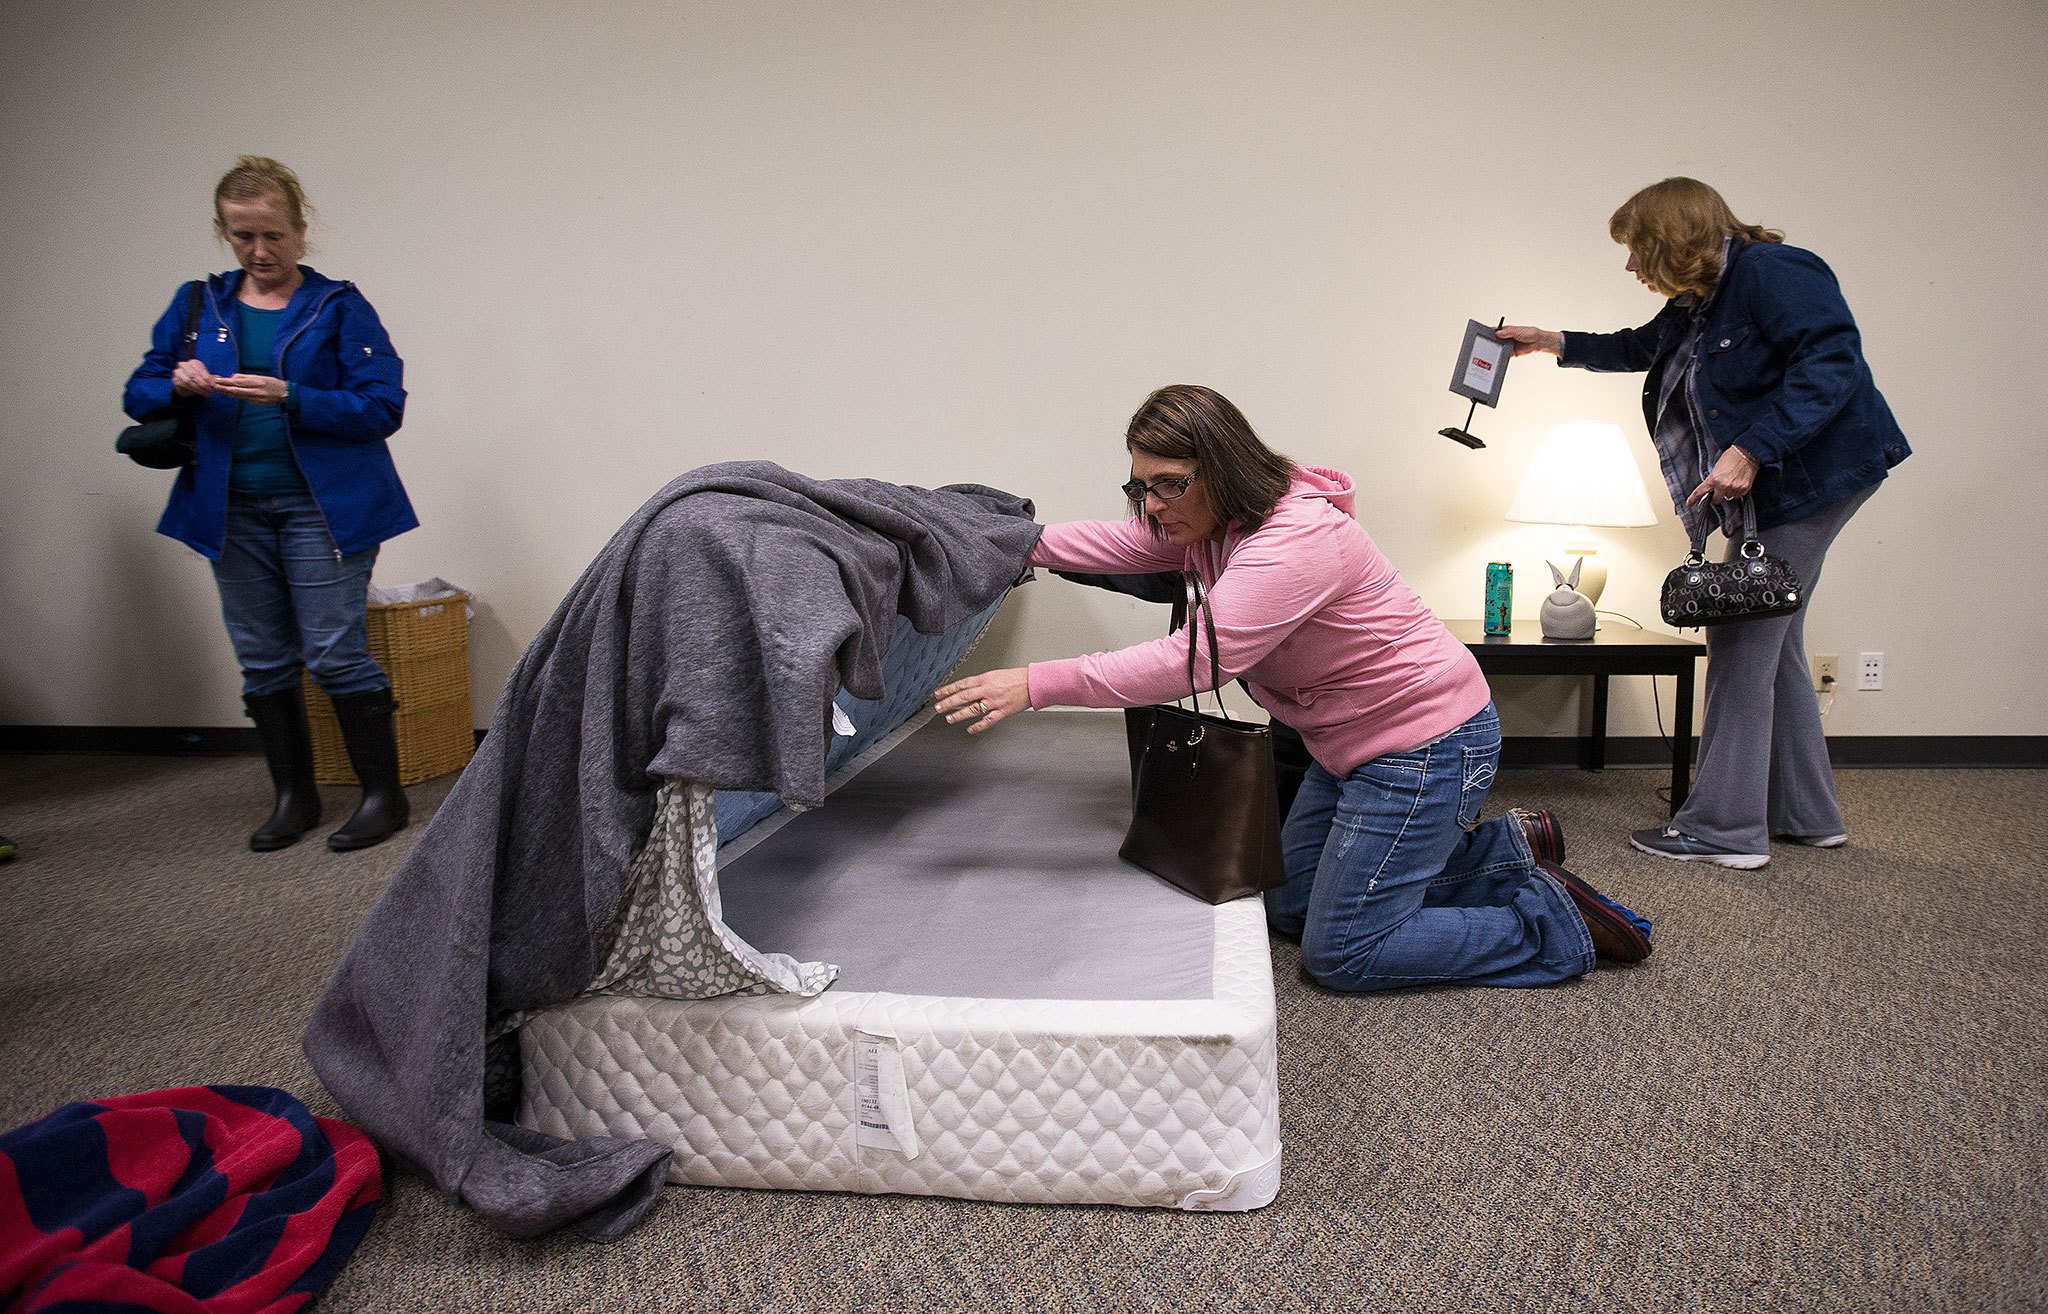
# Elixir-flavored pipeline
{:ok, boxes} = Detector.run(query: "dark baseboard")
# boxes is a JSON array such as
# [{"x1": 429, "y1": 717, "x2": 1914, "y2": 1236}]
[
  {"x1": 1501, "y1": 735, "x2": 2048, "y2": 769},
  {"x1": 0, "y1": 725, "x2": 488, "y2": 756},
  {"x1": 2, "y1": 725, "x2": 2040, "y2": 768},
  {"x1": 1820, "y1": 737, "x2": 2048, "y2": 767},
  {"x1": 0, "y1": 724, "x2": 264, "y2": 755}
]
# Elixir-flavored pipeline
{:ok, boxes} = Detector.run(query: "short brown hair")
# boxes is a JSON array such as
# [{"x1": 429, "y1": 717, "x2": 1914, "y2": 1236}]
[
  {"x1": 1609, "y1": 177, "x2": 1781, "y2": 299},
  {"x1": 212, "y1": 155, "x2": 313, "y2": 238},
  {"x1": 1125, "y1": 385, "x2": 1294, "y2": 534}
]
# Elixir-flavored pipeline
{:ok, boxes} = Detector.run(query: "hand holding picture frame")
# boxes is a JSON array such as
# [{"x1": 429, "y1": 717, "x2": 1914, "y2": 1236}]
[
  {"x1": 1450, "y1": 318, "x2": 1511, "y2": 406},
  {"x1": 1440, "y1": 317, "x2": 1509, "y2": 449}
]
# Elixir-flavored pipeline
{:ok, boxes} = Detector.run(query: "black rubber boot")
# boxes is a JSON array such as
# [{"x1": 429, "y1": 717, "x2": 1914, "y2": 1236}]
[
  {"x1": 326, "y1": 687, "x2": 410, "y2": 852},
  {"x1": 245, "y1": 689, "x2": 322, "y2": 852}
]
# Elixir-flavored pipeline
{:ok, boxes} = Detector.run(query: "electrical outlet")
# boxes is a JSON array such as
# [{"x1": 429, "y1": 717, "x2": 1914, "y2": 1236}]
[
  {"x1": 1811, "y1": 654, "x2": 1838, "y2": 692},
  {"x1": 1858, "y1": 651, "x2": 1884, "y2": 690}
]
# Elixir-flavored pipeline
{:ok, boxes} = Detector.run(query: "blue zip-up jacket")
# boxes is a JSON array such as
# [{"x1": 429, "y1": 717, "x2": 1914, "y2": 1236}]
[
  {"x1": 1559, "y1": 240, "x2": 1911, "y2": 531},
  {"x1": 123, "y1": 266, "x2": 418, "y2": 558}
]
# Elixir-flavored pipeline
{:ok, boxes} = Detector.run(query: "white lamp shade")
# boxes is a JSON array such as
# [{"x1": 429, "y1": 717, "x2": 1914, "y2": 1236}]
[{"x1": 1505, "y1": 421, "x2": 1658, "y2": 528}]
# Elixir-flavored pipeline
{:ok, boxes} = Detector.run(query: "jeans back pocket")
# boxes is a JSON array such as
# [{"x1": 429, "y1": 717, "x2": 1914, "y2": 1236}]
[{"x1": 1457, "y1": 740, "x2": 1499, "y2": 830}]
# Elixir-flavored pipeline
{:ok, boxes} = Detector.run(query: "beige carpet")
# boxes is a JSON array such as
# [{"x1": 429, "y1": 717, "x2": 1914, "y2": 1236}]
[{"x1": 1, "y1": 752, "x2": 2042, "y2": 1313}]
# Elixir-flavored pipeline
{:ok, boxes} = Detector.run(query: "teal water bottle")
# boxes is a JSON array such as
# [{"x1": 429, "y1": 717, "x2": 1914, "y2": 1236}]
[{"x1": 1484, "y1": 562, "x2": 1513, "y2": 636}]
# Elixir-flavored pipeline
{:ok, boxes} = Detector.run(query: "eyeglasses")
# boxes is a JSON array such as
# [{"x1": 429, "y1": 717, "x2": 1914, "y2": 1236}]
[{"x1": 1121, "y1": 472, "x2": 1199, "y2": 503}]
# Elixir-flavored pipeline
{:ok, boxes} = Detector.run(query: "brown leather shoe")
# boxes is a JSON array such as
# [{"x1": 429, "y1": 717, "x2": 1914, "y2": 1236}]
[
  {"x1": 1538, "y1": 859, "x2": 1652, "y2": 963},
  {"x1": 1514, "y1": 808, "x2": 1566, "y2": 864}
]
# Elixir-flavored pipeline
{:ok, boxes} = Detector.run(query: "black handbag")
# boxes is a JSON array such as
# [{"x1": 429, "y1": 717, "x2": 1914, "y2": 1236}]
[
  {"x1": 116, "y1": 281, "x2": 205, "y2": 469},
  {"x1": 1120, "y1": 575, "x2": 1285, "y2": 904},
  {"x1": 1659, "y1": 499, "x2": 1803, "y2": 627}
]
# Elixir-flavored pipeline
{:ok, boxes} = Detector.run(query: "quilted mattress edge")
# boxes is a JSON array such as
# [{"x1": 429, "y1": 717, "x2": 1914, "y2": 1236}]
[{"x1": 519, "y1": 896, "x2": 1282, "y2": 1211}]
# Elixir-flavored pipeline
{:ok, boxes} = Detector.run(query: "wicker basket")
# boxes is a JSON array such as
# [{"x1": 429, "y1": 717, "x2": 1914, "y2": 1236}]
[{"x1": 303, "y1": 591, "x2": 476, "y2": 786}]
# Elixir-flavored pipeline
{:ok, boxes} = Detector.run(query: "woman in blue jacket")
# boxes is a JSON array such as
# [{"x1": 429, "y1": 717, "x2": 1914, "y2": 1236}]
[
  {"x1": 1500, "y1": 177, "x2": 1910, "y2": 869},
  {"x1": 123, "y1": 156, "x2": 419, "y2": 853}
]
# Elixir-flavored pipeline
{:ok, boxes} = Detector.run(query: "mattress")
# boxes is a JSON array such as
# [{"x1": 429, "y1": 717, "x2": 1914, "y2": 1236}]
[{"x1": 519, "y1": 711, "x2": 1282, "y2": 1211}]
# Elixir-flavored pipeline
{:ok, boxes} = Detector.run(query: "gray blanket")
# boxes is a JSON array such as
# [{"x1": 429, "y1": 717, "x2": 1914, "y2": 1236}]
[{"x1": 302, "y1": 462, "x2": 1040, "y2": 1242}]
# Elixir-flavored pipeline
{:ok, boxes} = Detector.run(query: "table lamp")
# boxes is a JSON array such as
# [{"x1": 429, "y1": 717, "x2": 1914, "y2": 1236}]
[{"x1": 1505, "y1": 421, "x2": 1657, "y2": 608}]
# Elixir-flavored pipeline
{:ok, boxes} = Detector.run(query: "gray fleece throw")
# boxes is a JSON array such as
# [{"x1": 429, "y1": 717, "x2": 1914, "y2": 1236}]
[{"x1": 302, "y1": 462, "x2": 1040, "y2": 1243}]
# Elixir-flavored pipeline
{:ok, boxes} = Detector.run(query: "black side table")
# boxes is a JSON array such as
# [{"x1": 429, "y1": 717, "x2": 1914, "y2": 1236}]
[{"x1": 1446, "y1": 619, "x2": 1707, "y2": 813}]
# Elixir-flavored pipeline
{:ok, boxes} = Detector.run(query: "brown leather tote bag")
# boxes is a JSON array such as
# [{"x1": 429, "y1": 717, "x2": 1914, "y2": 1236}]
[{"x1": 1119, "y1": 575, "x2": 1285, "y2": 903}]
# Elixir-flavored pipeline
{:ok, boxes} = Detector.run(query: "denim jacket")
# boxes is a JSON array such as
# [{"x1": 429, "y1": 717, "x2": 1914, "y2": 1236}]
[
  {"x1": 1559, "y1": 240, "x2": 1911, "y2": 531},
  {"x1": 123, "y1": 266, "x2": 417, "y2": 558}
]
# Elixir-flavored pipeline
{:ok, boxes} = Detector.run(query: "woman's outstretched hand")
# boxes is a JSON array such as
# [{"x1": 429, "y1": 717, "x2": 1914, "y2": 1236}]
[
  {"x1": 1496, "y1": 325, "x2": 1563, "y2": 357},
  {"x1": 934, "y1": 668, "x2": 1031, "y2": 734}
]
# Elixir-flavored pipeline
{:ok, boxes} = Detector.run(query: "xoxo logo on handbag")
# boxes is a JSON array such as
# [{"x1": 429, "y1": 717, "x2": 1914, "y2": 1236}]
[{"x1": 1659, "y1": 498, "x2": 1802, "y2": 627}]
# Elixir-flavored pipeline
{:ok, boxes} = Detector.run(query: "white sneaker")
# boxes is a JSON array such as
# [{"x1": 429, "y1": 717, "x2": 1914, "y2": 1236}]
[
  {"x1": 1774, "y1": 833, "x2": 1847, "y2": 848},
  {"x1": 1630, "y1": 826, "x2": 1771, "y2": 870}
]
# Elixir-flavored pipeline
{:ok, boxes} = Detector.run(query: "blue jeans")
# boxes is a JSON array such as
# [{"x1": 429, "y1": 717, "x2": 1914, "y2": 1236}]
[
  {"x1": 1264, "y1": 703, "x2": 1594, "y2": 991},
  {"x1": 210, "y1": 490, "x2": 385, "y2": 698}
]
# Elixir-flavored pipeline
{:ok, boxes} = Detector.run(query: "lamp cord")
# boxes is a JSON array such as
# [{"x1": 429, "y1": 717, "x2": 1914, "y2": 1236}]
[{"x1": 1594, "y1": 609, "x2": 1676, "y2": 806}]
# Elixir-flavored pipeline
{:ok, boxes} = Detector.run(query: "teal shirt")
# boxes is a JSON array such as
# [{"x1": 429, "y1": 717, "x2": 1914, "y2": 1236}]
[{"x1": 229, "y1": 303, "x2": 308, "y2": 495}]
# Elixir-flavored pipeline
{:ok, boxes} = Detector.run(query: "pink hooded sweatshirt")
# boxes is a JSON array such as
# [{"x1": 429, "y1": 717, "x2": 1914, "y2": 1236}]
[{"x1": 1025, "y1": 466, "x2": 1491, "y2": 777}]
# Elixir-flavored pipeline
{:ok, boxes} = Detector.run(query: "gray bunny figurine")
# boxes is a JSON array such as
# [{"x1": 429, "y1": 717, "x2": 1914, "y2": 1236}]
[{"x1": 1540, "y1": 558, "x2": 1596, "y2": 640}]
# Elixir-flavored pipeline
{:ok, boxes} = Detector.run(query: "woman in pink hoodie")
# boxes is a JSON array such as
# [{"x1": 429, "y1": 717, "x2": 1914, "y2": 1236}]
[{"x1": 938, "y1": 385, "x2": 1653, "y2": 988}]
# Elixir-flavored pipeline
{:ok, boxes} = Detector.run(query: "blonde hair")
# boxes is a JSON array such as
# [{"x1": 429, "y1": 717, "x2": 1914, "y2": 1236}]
[
  {"x1": 212, "y1": 155, "x2": 313, "y2": 237},
  {"x1": 1609, "y1": 177, "x2": 1781, "y2": 298}
]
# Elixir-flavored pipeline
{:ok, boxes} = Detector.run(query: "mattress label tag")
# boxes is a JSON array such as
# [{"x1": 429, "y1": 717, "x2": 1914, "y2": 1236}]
[
  {"x1": 831, "y1": 703, "x2": 856, "y2": 737},
  {"x1": 854, "y1": 1031, "x2": 919, "y2": 1159}
]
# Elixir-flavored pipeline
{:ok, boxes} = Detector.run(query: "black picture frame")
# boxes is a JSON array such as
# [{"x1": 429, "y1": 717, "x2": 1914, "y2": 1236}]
[{"x1": 1448, "y1": 318, "x2": 1512, "y2": 408}]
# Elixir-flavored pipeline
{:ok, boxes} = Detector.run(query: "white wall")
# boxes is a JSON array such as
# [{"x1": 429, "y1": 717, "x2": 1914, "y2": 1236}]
[{"x1": 3, "y1": 0, "x2": 2043, "y2": 739}]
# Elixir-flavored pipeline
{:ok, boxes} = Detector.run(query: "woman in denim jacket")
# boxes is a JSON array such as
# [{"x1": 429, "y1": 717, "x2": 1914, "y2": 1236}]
[
  {"x1": 1500, "y1": 177, "x2": 1911, "y2": 868},
  {"x1": 123, "y1": 157, "x2": 418, "y2": 854}
]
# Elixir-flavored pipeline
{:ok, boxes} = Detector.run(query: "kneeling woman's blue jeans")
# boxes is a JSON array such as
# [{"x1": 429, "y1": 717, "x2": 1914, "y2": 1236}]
[
  {"x1": 1264, "y1": 702, "x2": 1593, "y2": 991},
  {"x1": 210, "y1": 490, "x2": 387, "y2": 698}
]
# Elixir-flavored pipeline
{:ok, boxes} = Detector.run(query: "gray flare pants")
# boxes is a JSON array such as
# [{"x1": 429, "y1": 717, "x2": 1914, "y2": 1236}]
[{"x1": 1670, "y1": 484, "x2": 1878, "y2": 855}]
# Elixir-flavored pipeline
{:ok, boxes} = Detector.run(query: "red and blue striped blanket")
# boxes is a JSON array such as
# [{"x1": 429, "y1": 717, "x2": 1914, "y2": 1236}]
[{"x1": 0, "y1": 1085, "x2": 380, "y2": 1312}]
